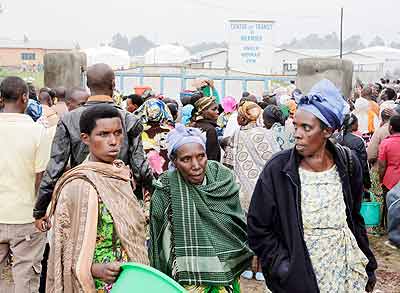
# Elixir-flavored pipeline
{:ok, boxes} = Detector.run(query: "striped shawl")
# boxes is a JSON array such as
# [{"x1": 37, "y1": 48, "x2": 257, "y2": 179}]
[{"x1": 149, "y1": 161, "x2": 253, "y2": 287}]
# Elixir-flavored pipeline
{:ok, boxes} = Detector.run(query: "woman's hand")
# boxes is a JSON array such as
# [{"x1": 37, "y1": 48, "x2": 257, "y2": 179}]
[{"x1": 91, "y1": 262, "x2": 121, "y2": 284}]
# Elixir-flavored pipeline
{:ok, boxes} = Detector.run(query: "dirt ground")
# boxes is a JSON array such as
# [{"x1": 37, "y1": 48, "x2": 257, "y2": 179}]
[
  {"x1": 1, "y1": 235, "x2": 399, "y2": 292},
  {"x1": 240, "y1": 235, "x2": 400, "y2": 293}
]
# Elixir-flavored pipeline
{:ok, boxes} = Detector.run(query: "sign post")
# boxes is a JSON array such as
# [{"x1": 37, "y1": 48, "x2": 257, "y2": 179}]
[{"x1": 228, "y1": 20, "x2": 275, "y2": 74}]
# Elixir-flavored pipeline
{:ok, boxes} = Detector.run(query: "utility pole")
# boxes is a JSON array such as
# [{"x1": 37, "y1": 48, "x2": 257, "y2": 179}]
[{"x1": 340, "y1": 7, "x2": 343, "y2": 58}]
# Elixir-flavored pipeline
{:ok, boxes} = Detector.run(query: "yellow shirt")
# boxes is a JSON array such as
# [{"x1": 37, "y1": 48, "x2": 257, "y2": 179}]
[{"x1": 0, "y1": 113, "x2": 51, "y2": 224}]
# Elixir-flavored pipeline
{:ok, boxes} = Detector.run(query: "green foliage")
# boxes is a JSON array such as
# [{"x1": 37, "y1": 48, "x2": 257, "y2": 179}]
[{"x1": 0, "y1": 69, "x2": 44, "y2": 88}]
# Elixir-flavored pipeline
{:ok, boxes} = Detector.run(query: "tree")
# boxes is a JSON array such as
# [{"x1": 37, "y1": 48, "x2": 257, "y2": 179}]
[
  {"x1": 187, "y1": 41, "x2": 228, "y2": 54},
  {"x1": 323, "y1": 32, "x2": 339, "y2": 49},
  {"x1": 279, "y1": 33, "x2": 339, "y2": 49},
  {"x1": 369, "y1": 36, "x2": 385, "y2": 47},
  {"x1": 110, "y1": 33, "x2": 129, "y2": 51},
  {"x1": 128, "y1": 35, "x2": 156, "y2": 56},
  {"x1": 343, "y1": 35, "x2": 365, "y2": 51},
  {"x1": 390, "y1": 41, "x2": 400, "y2": 49}
]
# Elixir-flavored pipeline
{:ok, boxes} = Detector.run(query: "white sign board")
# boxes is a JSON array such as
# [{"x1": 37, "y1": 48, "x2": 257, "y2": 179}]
[{"x1": 228, "y1": 20, "x2": 274, "y2": 74}]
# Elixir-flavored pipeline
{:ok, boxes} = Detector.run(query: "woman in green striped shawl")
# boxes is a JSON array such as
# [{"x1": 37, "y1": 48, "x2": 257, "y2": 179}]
[{"x1": 149, "y1": 124, "x2": 253, "y2": 293}]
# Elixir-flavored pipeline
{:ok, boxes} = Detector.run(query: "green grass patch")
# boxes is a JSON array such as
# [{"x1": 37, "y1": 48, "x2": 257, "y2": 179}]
[{"x1": 0, "y1": 69, "x2": 44, "y2": 88}]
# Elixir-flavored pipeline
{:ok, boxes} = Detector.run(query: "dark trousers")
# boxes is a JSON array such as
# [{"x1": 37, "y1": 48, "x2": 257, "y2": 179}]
[
  {"x1": 39, "y1": 243, "x2": 50, "y2": 293},
  {"x1": 382, "y1": 186, "x2": 389, "y2": 230}
]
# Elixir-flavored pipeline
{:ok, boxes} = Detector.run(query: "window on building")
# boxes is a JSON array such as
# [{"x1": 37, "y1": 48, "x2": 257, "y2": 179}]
[
  {"x1": 21, "y1": 53, "x2": 36, "y2": 60},
  {"x1": 283, "y1": 63, "x2": 297, "y2": 72}
]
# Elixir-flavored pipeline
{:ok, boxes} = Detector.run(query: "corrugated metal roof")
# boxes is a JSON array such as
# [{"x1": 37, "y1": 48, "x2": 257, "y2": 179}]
[
  {"x1": 0, "y1": 39, "x2": 75, "y2": 50},
  {"x1": 194, "y1": 48, "x2": 227, "y2": 59}
]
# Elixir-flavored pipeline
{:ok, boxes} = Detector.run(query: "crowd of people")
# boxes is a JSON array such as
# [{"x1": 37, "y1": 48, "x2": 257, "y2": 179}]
[{"x1": 0, "y1": 63, "x2": 400, "y2": 293}]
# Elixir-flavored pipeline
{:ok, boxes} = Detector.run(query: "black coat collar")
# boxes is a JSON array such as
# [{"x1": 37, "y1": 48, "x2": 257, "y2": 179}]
[{"x1": 282, "y1": 140, "x2": 348, "y2": 185}]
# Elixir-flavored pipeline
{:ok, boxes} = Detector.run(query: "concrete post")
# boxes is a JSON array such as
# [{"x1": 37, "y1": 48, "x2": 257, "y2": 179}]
[
  {"x1": 297, "y1": 58, "x2": 353, "y2": 98},
  {"x1": 44, "y1": 52, "x2": 87, "y2": 89}
]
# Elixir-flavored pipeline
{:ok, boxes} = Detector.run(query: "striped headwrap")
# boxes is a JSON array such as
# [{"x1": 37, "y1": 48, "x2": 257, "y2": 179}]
[{"x1": 194, "y1": 96, "x2": 216, "y2": 114}]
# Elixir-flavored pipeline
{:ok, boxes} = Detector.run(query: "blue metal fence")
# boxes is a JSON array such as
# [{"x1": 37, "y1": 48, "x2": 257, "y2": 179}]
[{"x1": 114, "y1": 70, "x2": 292, "y2": 97}]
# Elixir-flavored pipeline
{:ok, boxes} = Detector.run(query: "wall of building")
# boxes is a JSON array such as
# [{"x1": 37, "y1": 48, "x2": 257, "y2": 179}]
[
  {"x1": 0, "y1": 48, "x2": 72, "y2": 68},
  {"x1": 201, "y1": 52, "x2": 228, "y2": 69},
  {"x1": 270, "y1": 50, "x2": 309, "y2": 74}
]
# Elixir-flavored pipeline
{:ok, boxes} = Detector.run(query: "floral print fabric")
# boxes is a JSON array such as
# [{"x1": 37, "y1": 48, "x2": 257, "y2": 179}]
[
  {"x1": 299, "y1": 166, "x2": 368, "y2": 292},
  {"x1": 94, "y1": 202, "x2": 128, "y2": 292}
]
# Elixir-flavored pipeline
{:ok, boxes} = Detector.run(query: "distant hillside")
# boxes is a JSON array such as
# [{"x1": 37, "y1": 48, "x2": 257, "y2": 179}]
[
  {"x1": 280, "y1": 32, "x2": 392, "y2": 52},
  {"x1": 186, "y1": 41, "x2": 228, "y2": 54}
]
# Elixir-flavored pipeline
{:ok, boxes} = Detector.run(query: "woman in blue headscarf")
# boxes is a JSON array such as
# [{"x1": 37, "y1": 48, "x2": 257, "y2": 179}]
[
  {"x1": 248, "y1": 79, "x2": 377, "y2": 293},
  {"x1": 180, "y1": 104, "x2": 194, "y2": 126}
]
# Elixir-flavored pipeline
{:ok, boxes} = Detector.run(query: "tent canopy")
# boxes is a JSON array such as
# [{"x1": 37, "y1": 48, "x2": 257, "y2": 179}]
[
  {"x1": 144, "y1": 44, "x2": 191, "y2": 64},
  {"x1": 82, "y1": 46, "x2": 130, "y2": 69}
]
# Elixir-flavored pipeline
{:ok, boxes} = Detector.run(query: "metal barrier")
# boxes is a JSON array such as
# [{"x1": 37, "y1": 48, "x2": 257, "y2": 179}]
[{"x1": 115, "y1": 69, "x2": 293, "y2": 97}]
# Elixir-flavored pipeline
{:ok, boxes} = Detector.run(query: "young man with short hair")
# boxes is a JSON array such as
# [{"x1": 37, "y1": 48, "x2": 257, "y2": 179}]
[
  {"x1": 34, "y1": 63, "x2": 153, "y2": 231},
  {"x1": 46, "y1": 104, "x2": 148, "y2": 292},
  {"x1": 0, "y1": 76, "x2": 50, "y2": 292}
]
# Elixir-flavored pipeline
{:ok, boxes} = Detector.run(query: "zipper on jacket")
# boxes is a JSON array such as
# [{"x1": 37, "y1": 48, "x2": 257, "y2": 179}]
[{"x1": 286, "y1": 173, "x2": 320, "y2": 292}]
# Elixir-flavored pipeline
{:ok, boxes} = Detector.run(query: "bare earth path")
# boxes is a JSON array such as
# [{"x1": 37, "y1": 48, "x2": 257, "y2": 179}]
[
  {"x1": 1, "y1": 236, "x2": 399, "y2": 292},
  {"x1": 240, "y1": 235, "x2": 400, "y2": 293}
]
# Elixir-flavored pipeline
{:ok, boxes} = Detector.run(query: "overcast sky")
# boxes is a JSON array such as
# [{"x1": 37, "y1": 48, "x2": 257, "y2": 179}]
[{"x1": 1, "y1": 0, "x2": 400, "y2": 48}]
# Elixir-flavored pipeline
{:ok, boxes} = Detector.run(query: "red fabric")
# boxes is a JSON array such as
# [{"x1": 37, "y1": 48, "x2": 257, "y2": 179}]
[{"x1": 378, "y1": 133, "x2": 400, "y2": 189}]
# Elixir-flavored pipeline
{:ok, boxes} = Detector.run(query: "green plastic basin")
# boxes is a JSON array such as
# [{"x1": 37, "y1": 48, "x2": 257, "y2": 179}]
[{"x1": 111, "y1": 263, "x2": 187, "y2": 293}]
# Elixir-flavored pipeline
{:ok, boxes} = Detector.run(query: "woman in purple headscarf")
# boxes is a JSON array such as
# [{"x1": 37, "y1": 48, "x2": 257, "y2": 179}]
[{"x1": 248, "y1": 79, "x2": 377, "y2": 293}]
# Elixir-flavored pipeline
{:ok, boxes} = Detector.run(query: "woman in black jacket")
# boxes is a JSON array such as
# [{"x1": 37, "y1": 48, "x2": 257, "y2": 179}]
[
  {"x1": 338, "y1": 113, "x2": 371, "y2": 189},
  {"x1": 248, "y1": 79, "x2": 377, "y2": 293},
  {"x1": 191, "y1": 95, "x2": 221, "y2": 161}
]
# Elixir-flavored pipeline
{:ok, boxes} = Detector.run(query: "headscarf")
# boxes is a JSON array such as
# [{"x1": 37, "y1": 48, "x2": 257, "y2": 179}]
[
  {"x1": 263, "y1": 105, "x2": 285, "y2": 126},
  {"x1": 25, "y1": 99, "x2": 43, "y2": 122},
  {"x1": 193, "y1": 96, "x2": 216, "y2": 121},
  {"x1": 135, "y1": 98, "x2": 173, "y2": 124},
  {"x1": 238, "y1": 101, "x2": 262, "y2": 123},
  {"x1": 180, "y1": 104, "x2": 194, "y2": 126},
  {"x1": 221, "y1": 96, "x2": 237, "y2": 113},
  {"x1": 194, "y1": 96, "x2": 215, "y2": 113},
  {"x1": 167, "y1": 124, "x2": 206, "y2": 169},
  {"x1": 286, "y1": 99, "x2": 297, "y2": 116},
  {"x1": 298, "y1": 79, "x2": 349, "y2": 130}
]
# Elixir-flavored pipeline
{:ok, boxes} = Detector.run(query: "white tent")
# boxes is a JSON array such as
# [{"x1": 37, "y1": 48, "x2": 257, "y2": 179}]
[
  {"x1": 82, "y1": 46, "x2": 130, "y2": 69},
  {"x1": 144, "y1": 44, "x2": 191, "y2": 64}
]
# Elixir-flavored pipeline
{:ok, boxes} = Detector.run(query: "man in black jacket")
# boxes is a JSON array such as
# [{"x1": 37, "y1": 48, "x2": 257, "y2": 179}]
[{"x1": 33, "y1": 63, "x2": 153, "y2": 231}]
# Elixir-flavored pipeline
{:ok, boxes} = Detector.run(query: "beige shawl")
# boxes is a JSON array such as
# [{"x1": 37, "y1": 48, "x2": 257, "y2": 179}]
[{"x1": 46, "y1": 161, "x2": 148, "y2": 293}]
